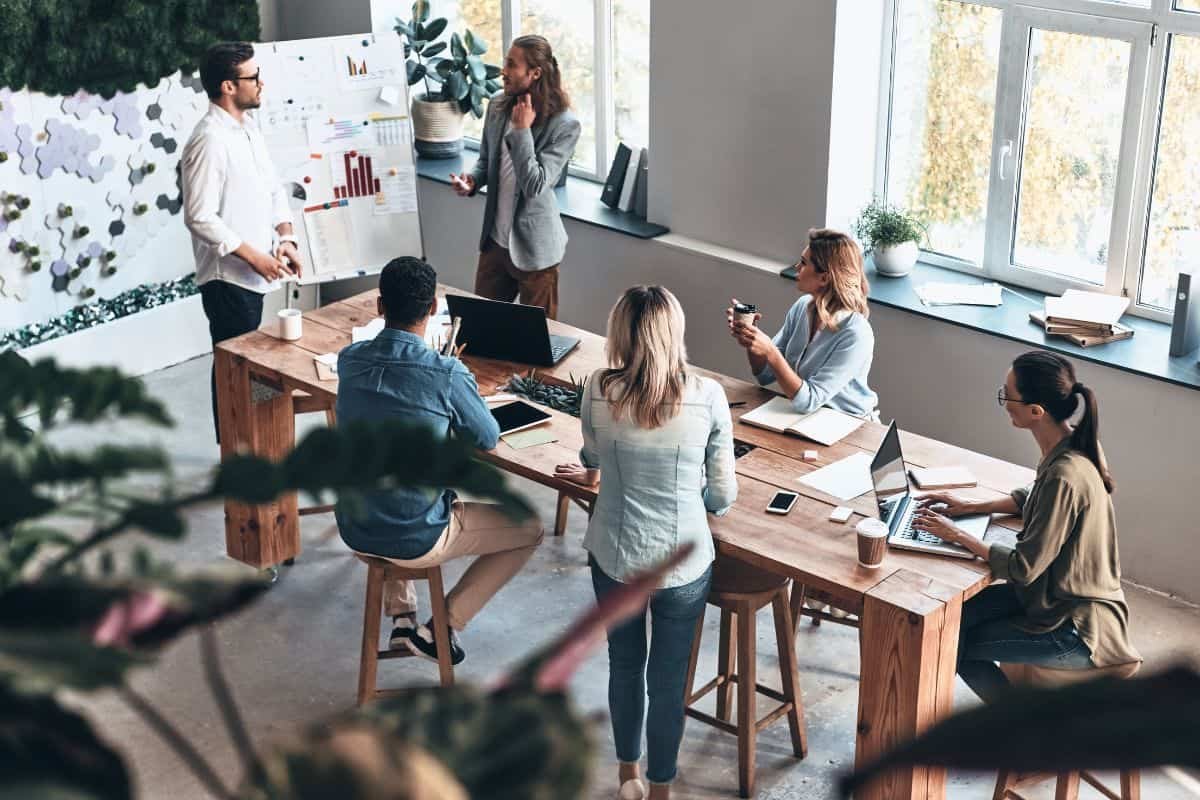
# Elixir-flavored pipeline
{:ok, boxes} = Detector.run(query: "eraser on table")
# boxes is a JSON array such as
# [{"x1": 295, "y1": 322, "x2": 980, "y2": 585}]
[
  {"x1": 803, "y1": 450, "x2": 818, "y2": 462},
  {"x1": 829, "y1": 506, "x2": 854, "y2": 523}
]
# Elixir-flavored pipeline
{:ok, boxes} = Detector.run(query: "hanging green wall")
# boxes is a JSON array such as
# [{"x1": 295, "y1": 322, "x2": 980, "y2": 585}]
[{"x1": 0, "y1": 0, "x2": 260, "y2": 97}]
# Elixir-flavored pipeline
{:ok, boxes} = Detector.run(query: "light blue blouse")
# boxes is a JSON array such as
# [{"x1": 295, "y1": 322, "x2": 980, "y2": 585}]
[
  {"x1": 755, "y1": 296, "x2": 879, "y2": 419},
  {"x1": 579, "y1": 370, "x2": 738, "y2": 588}
]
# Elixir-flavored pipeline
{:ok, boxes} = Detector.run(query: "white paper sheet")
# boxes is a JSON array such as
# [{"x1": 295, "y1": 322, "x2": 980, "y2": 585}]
[
  {"x1": 351, "y1": 317, "x2": 385, "y2": 343},
  {"x1": 303, "y1": 199, "x2": 357, "y2": 275},
  {"x1": 374, "y1": 166, "x2": 418, "y2": 215},
  {"x1": 915, "y1": 282, "x2": 1003, "y2": 307},
  {"x1": 797, "y1": 452, "x2": 874, "y2": 502},
  {"x1": 306, "y1": 116, "x2": 376, "y2": 155}
]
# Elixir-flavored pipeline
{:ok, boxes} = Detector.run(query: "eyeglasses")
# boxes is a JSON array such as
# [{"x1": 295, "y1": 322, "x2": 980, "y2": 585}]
[
  {"x1": 231, "y1": 69, "x2": 261, "y2": 85},
  {"x1": 996, "y1": 387, "x2": 1034, "y2": 408}
]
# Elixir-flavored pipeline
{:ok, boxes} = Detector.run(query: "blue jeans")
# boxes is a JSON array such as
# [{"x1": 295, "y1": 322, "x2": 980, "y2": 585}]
[
  {"x1": 958, "y1": 583, "x2": 1093, "y2": 702},
  {"x1": 590, "y1": 558, "x2": 712, "y2": 785}
]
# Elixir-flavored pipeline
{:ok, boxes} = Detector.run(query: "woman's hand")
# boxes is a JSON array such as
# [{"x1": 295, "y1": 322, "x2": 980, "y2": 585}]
[
  {"x1": 912, "y1": 507, "x2": 990, "y2": 559},
  {"x1": 915, "y1": 492, "x2": 976, "y2": 518},
  {"x1": 726, "y1": 299, "x2": 774, "y2": 358},
  {"x1": 555, "y1": 463, "x2": 599, "y2": 487}
]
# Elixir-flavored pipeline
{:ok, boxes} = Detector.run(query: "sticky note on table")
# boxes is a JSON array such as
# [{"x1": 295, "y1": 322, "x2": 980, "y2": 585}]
[
  {"x1": 379, "y1": 86, "x2": 401, "y2": 106},
  {"x1": 502, "y1": 427, "x2": 558, "y2": 450}
]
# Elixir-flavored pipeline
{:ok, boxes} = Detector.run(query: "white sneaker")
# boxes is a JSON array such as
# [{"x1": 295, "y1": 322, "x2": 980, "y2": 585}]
[{"x1": 618, "y1": 778, "x2": 648, "y2": 800}]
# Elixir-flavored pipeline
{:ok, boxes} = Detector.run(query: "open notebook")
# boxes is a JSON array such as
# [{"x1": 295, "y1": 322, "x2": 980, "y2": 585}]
[{"x1": 740, "y1": 396, "x2": 865, "y2": 446}]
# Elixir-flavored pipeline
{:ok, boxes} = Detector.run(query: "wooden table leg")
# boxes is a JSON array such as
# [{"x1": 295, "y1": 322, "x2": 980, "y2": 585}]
[
  {"x1": 854, "y1": 569, "x2": 963, "y2": 800},
  {"x1": 214, "y1": 348, "x2": 300, "y2": 568}
]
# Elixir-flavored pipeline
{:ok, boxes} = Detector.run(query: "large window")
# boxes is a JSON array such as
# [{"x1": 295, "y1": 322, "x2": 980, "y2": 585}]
[
  {"x1": 379, "y1": 0, "x2": 650, "y2": 181},
  {"x1": 881, "y1": 0, "x2": 1200, "y2": 319}
]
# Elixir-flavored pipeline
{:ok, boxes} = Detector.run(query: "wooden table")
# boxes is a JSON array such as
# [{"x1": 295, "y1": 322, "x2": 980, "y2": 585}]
[{"x1": 214, "y1": 287, "x2": 1034, "y2": 800}]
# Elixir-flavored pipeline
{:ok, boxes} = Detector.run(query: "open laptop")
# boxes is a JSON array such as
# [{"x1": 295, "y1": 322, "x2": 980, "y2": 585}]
[
  {"x1": 444, "y1": 295, "x2": 580, "y2": 367},
  {"x1": 869, "y1": 421, "x2": 991, "y2": 559}
]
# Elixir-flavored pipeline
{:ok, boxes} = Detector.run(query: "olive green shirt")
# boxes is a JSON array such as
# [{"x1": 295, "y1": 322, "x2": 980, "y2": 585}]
[{"x1": 987, "y1": 437, "x2": 1141, "y2": 668}]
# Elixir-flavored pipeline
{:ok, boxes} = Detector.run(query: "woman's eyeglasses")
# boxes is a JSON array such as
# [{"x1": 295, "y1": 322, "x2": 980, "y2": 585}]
[{"x1": 997, "y1": 387, "x2": 1034, "y2": 408}]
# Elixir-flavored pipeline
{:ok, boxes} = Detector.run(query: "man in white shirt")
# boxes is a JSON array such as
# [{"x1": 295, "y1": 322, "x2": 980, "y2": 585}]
[{"x1": 182, "y1": 42, "x2": 302, "y2": 441}]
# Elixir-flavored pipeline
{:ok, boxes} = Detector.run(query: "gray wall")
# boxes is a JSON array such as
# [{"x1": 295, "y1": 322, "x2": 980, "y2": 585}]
[
  {"x1": 648, "y1": 0, "x2": 838, "y2": 264},
  {"x1": 273, "y1": 0, "x2": 372, "y2": 40}
]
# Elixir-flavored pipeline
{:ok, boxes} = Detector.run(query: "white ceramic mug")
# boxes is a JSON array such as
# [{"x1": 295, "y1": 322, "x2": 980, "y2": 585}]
[{"x1": 278, "y1": 308, "x2": 303, "y2": 341}]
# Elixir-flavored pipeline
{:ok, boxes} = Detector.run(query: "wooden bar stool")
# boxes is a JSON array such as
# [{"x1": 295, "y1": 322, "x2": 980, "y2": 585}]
[
  {"x1": 684, "y1": 555, "x2": 807, "y2": 798},
  {"x1": 293, "y1": 391, "x2": 336, "y2": 516},
  {"x1": 356, "y1": 554, "x2": 455, "y2": 705},
  {"x1": 553, "y1": 490, "x2": 594, "y2": 536},
  {"x1": 993, "y1": 661, "x2": 1142, "y2": 800},
  {"x1": 789, "y1": 583, "x2": 860, "y2": 630}
]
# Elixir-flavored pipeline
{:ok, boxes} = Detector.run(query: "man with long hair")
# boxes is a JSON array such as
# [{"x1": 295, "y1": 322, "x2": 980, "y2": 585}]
[{"x1": 449, "y1": 34, "x2": 580, "y2": 320}]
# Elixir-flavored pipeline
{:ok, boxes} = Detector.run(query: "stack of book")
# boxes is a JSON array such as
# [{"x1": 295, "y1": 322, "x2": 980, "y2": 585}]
[
  {"x1": 600, "y1": 143, "x2": 648, "y2": 218},
  {"x1": 1029, "y1": 289, "x2": 1133, "y2": 347}
]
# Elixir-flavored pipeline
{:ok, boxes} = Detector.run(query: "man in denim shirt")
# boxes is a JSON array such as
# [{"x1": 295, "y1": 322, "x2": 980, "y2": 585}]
[{"x1": 335, "y1": 257, "x2": 543, "y2": 664}]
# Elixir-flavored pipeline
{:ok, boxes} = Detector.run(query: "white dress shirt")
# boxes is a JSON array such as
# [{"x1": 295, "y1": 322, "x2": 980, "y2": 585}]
[
  {"x1": 181, "y1": 104, "x2": 292, "y2": 293},
  {"x1": 489, "y1": 137, "x2": 517, "y2": 251}
]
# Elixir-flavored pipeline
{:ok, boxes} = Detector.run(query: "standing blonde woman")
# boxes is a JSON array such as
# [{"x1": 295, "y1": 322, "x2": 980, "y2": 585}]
[
  {"x1": 556, "y1": 286, "x2": 737, "y2": 800},
  {"x1": 728, "y1": 227, "x2": 878, "y2": 419}
]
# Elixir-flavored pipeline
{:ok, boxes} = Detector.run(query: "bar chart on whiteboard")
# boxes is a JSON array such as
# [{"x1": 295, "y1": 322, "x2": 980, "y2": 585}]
[{"x1": 257, "y1": 32, "x2": 423, "y2": 285}]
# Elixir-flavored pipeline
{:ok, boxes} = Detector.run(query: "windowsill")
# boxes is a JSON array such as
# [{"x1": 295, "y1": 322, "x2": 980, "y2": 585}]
[
  {"x1": 415, "y1": 154, "x2": 669, "y2": 240},
  {"x1": 777, "y1": 258, "x2": 1200, "y2": 392}
]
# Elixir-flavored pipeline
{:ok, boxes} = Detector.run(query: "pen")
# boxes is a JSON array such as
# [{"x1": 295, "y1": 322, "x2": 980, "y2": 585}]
[{"x1": 728, "y1": 401, "x2": 747, "y2": 408}]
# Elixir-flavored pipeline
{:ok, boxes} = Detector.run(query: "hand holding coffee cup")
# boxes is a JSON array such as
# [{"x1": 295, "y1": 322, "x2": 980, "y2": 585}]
[
  {"x1": 856, "y1": 517, "x2": 889, "y2": 569},
  {"x1": 733, "y1": 301, "x2": 758, "y2": 328}
]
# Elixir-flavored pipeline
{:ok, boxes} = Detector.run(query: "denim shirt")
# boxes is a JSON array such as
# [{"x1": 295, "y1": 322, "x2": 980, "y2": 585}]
[
  {"x1": 580, "y1": 370, "x2": 738, "y2": 588},
  {"x1": 334, "y1": 328, "x2": 500, "y2": 559},
  {"x1": 755, "y1": 296, "x2": 879, "y2": 419}
]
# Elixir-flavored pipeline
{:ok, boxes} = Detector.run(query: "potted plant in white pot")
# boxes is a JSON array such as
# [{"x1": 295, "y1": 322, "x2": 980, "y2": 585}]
[
  {"x1": 852, "y1": 199, "x2": 928, "y2": 277},
  {"x1": 396, "y1": 1, "x2": 500, "y2": 158}
]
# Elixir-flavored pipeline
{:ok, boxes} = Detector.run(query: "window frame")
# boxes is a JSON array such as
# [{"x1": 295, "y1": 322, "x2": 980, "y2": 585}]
[
  {"x1": 878, "y1": 0, "x2": 1200, "y2": 322},
  {"x1": 460, "y1": 0, "x2": 621, "y2": 183}
]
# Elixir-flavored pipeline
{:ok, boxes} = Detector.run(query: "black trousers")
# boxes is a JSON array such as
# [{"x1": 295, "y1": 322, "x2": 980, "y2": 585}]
[{"x1": 200, "y1": 280, "x2": 264, "y2": 443}]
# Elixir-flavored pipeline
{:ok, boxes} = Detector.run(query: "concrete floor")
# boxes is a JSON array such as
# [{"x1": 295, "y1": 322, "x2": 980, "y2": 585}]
[{"x1": 55, "y1": 355, "x2": 1200, "y2": 799}]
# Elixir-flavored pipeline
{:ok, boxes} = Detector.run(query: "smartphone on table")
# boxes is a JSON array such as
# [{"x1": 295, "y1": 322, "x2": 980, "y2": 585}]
[{"x1": 766, "y1": 490, "x2": 798, "y2": 515}]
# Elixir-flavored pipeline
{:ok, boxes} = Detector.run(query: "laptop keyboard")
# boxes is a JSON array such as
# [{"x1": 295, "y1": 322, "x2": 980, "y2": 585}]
[
  {"x1": 892, "y1": 509, "x2": 951, "y2": 546},
  {"x1": 550, "y1": 342, "x2": 571, "y2": 360}
]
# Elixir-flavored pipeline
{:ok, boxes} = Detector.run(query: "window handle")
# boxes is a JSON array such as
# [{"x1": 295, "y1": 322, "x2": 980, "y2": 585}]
[{"x1": 998, "y1": 139, "x2": 1015, "y2": 181}]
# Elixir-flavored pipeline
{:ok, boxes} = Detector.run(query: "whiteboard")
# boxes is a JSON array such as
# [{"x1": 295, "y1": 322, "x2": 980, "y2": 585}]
[{"x1": 255, "y1": 33, "x2": 423, "y2": 286}]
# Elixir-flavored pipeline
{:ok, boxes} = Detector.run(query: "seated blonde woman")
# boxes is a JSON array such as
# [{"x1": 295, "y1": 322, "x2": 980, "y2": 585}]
[
  {"x1": 556, "y1": 285, "x2": 737, "y2": 800},
  {"x1": 728, "y1": 227, "x2": 878, "y2": 419}
]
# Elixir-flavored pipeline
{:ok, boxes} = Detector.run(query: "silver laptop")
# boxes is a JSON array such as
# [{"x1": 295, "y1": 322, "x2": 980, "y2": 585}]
[{"x1": 869, "y1": 421, "x2": 990, "y2": 559}]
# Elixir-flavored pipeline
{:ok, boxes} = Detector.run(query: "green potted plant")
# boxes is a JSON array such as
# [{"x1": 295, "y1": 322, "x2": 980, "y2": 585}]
[
  {"x1": 852, "y1": 199, "x2": 928, "y2": 278},
  {"x1": 396, "y1": 1, "x2": 501, "y2": 158}
]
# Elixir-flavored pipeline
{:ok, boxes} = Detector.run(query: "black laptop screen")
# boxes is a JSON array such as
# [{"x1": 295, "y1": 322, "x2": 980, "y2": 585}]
[{"x1": 869, "y1": 422, "x2": 911, "y2": 521}]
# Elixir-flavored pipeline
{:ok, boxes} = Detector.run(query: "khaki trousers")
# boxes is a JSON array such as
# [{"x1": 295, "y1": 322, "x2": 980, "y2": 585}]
[
  {"x1": 474, "y1": 242, "x2": 560, "y2": 320},
  {"x1": 379, "y1": 501, "x2": 543, "y2": 631}
]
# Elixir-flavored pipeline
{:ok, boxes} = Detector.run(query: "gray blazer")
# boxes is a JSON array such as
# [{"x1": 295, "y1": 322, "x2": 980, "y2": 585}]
[{"x1": 469, "y1": 94, "x2": 581, "y2": 270}]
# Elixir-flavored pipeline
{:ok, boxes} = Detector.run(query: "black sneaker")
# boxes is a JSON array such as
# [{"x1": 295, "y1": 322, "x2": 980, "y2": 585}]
[
  {"x1": 406, "y1": 621, "x2": 466, "y2": 666},
  {"x1": 388, "y1": 612, "x2": 418, "y2": 651}
]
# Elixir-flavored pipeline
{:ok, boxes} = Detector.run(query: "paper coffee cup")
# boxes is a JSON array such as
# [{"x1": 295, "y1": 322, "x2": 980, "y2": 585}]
[
  {"x1": 733, "y1": 302, "x2": 757, "y2": 328},
  {"x1": 856, "y1": 517, "x2": 889, "y2": 569},
  {"x1": 278, "y1": 308, "x2": 303, "y2": 341}
]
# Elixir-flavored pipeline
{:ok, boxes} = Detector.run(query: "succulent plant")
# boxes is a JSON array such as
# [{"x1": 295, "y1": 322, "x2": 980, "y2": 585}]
[{"x1": 506, "y1": 372, "x2": 586, "y2": 418}]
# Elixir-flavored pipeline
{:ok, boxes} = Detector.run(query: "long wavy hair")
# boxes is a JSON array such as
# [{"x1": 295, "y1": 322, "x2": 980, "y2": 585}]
[
  {"x1": 501, "y1": 34, "x2": 571, "y2": 120},
  {"x1": 805, "y1": 228, "x2": 870, "y2": 337},
  {"x1": 1012, "y1": 350, "x2": 1114, "y2": 493},
  {"x1": 599, "y1": 286, "x2": 689, "y2": 429}
]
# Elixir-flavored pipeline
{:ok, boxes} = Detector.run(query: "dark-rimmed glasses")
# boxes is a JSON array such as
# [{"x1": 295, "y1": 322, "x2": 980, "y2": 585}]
[
  {"x1": 997, "y1": 387, "x2": 1034, "y2": 408},
  {"x1": 231, "y1": 69, "x2": 261, "y2": 85}
]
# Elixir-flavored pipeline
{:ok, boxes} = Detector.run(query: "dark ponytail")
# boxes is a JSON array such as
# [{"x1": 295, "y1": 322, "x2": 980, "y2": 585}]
[{"x1": 1012, "y1": 351, "x2": 1114, "y2": 493}]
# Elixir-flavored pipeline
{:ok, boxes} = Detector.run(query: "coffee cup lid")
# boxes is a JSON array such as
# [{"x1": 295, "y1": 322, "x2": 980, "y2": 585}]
[{"x1": 856, "y1": 518, "x2": 889, "y2": 538}]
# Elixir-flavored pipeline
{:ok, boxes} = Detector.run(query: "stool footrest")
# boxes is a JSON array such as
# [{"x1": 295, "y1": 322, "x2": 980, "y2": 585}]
[
  {"x1": 685, "y1": 707, "x2": 738, "y2": 736},
  {"x1": 1081, "y1": 772, "x2": 1123, "y2": 800},
  {"x1": 299, "y1": 504, "x2": 336, "y2": 516},
  {"x1": 378, "y1": 648, "x2": 416, "y2": 661}
]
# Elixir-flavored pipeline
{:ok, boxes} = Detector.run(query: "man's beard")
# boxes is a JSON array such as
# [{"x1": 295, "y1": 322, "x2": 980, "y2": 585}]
[{"x1": 236, "y1": 95, "x2": 261, "y2": 111}]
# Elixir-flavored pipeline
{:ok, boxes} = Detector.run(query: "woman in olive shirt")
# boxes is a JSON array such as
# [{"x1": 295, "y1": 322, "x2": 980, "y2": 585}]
[{"x1": 913, "y1": 350, "x2": 1141, "y2": 702}]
